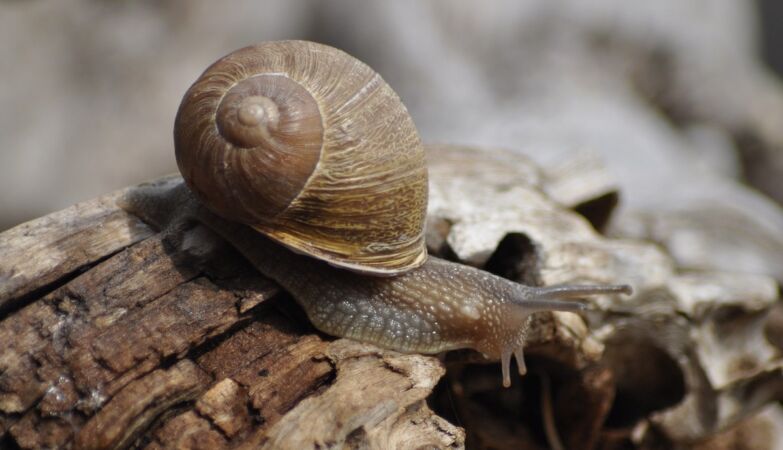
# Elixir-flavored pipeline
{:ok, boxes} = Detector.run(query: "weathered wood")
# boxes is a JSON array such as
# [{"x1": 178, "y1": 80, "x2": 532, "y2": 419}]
[
  {"x1": 75, "y1": 360, "x2": 212, "y2": 450},
  {"x1": 0, "y1": 180, "x2": 464, "y2": 449},
  {"x1": 5, "y1": 154, "x2": 778, "y2": 448},
  {"x1": 0, "y1": 189, "x2": 154, "y2": 314}
]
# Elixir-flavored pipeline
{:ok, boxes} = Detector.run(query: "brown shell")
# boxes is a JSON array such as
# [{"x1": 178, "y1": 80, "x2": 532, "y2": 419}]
[{"x1": 174, "y1": 40, "x2": 428, "y2": 275}]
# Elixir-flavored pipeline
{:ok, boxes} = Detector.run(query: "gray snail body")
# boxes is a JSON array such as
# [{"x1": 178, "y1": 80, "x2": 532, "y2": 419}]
[{"x1": 171, "y1": 40, "x2": 632, "y2": 387}]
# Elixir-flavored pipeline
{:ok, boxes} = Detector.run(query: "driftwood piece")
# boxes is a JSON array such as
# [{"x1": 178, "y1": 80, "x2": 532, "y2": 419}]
[
  {"x1": 0, "y1": 177, "x2": 467, "y2": 449},
  {"x1": 0, "y1": 189, "x2": 154, "y2": 313},
  {"x1": 2, "y1": 144, "x2": 781, "y2": 449}
]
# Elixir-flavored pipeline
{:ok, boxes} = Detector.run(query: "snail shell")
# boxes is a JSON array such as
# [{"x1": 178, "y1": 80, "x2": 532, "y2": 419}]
[{"x1": 174, "y1": 40, "x2": 428, "y2": 275}]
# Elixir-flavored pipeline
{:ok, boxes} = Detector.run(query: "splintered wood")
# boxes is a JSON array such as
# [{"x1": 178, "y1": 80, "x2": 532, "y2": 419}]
[{"x1": 0, "y1": 185, "x2": 462, "y2": 449}]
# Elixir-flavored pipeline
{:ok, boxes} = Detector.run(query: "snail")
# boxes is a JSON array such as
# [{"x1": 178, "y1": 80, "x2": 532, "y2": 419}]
[{"x1": 170, "y1": 40, "x2": 632, "y2": 387}]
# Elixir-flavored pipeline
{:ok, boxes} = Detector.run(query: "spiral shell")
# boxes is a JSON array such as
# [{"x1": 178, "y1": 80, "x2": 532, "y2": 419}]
[{"x1": 174, "y1": 41, "x2": 428, "y2": 275}]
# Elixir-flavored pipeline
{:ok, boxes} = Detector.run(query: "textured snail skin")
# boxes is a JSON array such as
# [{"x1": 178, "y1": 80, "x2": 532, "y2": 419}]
[
  {"x1": 199, "y1": 195, "x2": 630, "y2": 387},
  {"x1": 175, "y1": 41, "x2": 428, "y2": 276}
]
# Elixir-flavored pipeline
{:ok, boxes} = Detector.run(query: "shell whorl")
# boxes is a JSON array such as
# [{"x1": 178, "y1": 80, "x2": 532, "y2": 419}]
[
  {"x1": 174, "y1": 41, "x2": 428, "y2": 275},
  {"x1": 218, "y1": 91, "x2": 281, "y2": 149}
]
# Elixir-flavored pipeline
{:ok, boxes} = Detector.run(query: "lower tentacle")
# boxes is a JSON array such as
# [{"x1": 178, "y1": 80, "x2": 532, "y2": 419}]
[{"x1": 501, "y1": 349, "x2": 513, "y2": 387}]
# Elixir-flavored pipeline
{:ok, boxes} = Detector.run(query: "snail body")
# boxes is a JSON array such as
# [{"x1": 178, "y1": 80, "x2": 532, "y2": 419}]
[
  {"x1": 172, "y1": 41, "x2": 632, "y2": 387},
  {"x1": 187, "y1": 200, "x2": 630, "y2": 388}
]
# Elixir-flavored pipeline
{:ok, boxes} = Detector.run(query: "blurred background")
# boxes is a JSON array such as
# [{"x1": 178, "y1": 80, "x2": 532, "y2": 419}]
[
  {"x1": 4, "y1": 2, "x2": 783, "y2": 447},
  {"x1": 3, "y1": 0, "x2": 783, "y2": 284}
]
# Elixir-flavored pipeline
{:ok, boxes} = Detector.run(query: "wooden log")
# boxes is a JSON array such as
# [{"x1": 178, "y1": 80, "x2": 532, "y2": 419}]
[
  {"x1": 3, "y1": 148, "x2": 782, "y2": 449},
  {"x1": 0, "y1": 178, "x2": 465, "y2": 449},
  {"x1": 0, "y1": 189, "x2": 154, "y2": 313}
]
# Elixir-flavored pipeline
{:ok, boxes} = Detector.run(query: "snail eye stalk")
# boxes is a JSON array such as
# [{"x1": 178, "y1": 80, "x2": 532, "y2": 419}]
[{"x1": 512, "y1": 284, "x2": 632, "y2": 312}]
